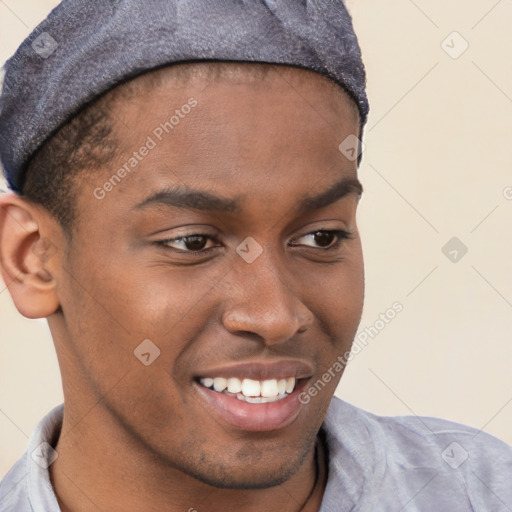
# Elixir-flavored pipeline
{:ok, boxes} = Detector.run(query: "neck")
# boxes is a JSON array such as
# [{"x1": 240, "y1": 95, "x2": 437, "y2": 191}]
[{"x1": 298, "y1": 433, "x2": 328, "y2": 512}]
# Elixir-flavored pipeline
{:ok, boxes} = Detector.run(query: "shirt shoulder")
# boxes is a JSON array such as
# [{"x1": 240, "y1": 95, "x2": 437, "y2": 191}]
[
  {"x1": 0, "y1": 456, "x2": 31, "y2": 511},
  {"x1": 0, "y1": 404, "x2": 63, "y2": 512},
  {"x1": 321, "y1": 397, "x2": 512, "y2": 512}
]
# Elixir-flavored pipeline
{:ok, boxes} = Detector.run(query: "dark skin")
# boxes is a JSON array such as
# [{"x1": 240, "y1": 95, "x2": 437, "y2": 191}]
[{"x1": 0, "y1": 63, "x2": 364, "y2": 512}]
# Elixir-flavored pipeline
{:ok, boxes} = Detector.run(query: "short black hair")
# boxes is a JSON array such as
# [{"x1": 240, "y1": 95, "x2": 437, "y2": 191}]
[{"x1": 22, "y1": 94, "x2": 118, "y2": 238}]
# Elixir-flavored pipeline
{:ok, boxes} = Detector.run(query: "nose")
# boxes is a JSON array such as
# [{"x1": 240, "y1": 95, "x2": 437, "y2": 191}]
[{"x1": 220, "y1": 252, "x2": 314, "y2": 345}]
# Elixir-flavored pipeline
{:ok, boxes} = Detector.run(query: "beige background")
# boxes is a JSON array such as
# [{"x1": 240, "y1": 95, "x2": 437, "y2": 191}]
[{"x1": 1, "y1": 0, "x2": 511, "y2": 479}]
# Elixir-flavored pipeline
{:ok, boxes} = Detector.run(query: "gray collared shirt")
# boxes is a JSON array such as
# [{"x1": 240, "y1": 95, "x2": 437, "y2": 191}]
[{"x1": 2, "y1": 397, "x2": 511, "y2": 511}]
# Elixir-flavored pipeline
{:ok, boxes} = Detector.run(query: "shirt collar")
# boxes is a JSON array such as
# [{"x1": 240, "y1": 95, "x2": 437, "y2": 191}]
[
  {"x1": 26, "y1": 403, "x2": 63, "y2": 511},
  {"x1": 319, "y1": 397, "x2": 384, "y2": 511}
]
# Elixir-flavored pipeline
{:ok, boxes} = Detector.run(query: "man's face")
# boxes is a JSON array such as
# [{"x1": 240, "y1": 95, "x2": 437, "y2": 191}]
[{"x1": 53, "y1": 64, "x2": 364, "y2": 488}]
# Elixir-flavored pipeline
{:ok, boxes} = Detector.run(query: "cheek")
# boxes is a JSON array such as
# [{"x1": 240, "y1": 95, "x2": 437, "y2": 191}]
[
  {"x1": 58, "y1": 261, "x2": 194, "y2": 435},
  {"x1": 299, "y1": 244, "x2": 364, "y2": 390},
  {"x1": 58, "y1": 248, "x2": 220, "y2": 391},
  {"x1": 296, "y1": 255, "x2": 364, "y2": 411},
  {"x1": 302, "y1": 246, "x2": 364, "y2": 333},
  {"x1": 334, "y1": 241, "x2": 364, "y2": 316},
  {"x1": 337, "y1": 256, "x2": 365, "y2": 325}
]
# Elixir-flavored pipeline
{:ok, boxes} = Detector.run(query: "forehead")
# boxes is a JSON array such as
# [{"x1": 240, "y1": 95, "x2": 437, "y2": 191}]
[{"x1": 109, "y1": 61, "x2": 360, "y2": 125}]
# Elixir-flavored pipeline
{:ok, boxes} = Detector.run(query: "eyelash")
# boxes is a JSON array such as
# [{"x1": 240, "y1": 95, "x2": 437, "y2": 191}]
[{"x1": 157, "y1": 229, "x2": 353, "y2": 255}]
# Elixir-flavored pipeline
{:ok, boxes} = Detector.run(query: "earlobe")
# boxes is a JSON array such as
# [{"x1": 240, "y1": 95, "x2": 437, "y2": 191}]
[{"x1": 0, "y1": 193, "x2": 61, "y2": 319}]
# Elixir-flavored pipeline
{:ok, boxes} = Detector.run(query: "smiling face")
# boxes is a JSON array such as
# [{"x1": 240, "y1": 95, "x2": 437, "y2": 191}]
[{"x1": 49, "y1": 62, "x2": 365, "y2": 490}]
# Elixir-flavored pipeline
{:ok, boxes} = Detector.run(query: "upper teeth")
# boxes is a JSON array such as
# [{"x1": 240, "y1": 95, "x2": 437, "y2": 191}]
[{"x1": 200, "y1": 377, "x2": 296, "y2": 397}]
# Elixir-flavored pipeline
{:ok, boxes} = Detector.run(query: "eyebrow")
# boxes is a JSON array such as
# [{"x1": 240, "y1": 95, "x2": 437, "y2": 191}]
[{"x1": 133, "y1": 176, "x2": 363, "y2": 214}]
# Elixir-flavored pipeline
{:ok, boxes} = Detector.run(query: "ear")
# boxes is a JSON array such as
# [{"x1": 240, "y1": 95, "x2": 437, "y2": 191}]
[{"x1": 0, "y1": 192, "x2": 61, "y2": 319}]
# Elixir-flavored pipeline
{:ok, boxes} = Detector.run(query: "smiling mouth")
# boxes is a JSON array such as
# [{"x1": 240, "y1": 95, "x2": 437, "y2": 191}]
[{"x1": 198, "y1": 376, "x2": 298, "y2": 404}]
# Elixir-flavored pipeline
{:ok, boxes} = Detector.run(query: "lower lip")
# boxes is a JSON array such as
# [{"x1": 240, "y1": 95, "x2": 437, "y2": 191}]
[{"x1": 194, "y1": 379, "x2": 309, "y2": 432}]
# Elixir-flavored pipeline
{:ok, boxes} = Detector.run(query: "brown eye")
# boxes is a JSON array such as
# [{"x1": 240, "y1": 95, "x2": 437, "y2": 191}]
[
  {"x1": 289, "y1": 229, "x2": 352, "y2": 250},
  {"x1": 159, "y1": 233, "x2": 217, "y2": 253},
  {"x1": 312, "y1": 231, "x2": 337, "y2": 248},
  {"x1": 181, "y1": 235, "x2": 209, "y2": 251}
]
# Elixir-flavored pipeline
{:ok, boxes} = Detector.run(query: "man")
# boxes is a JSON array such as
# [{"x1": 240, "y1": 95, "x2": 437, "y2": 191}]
[{"x1": 0, "y1": 1, "x2": 510, "y2": 511}]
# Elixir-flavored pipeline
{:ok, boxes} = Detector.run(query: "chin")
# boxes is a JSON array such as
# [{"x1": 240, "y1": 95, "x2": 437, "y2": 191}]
[
  {"x1": 164, "y1": 441, "x2": 311, "y2": 491},
  {"x1": 183, "y1": 461, "x2": 300, "y2": 490}
]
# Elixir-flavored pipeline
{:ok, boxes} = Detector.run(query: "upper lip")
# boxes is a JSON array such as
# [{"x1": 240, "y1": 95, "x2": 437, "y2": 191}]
[{"x1": 195, "y1": 360, "x2": 314, "y2": 381}]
